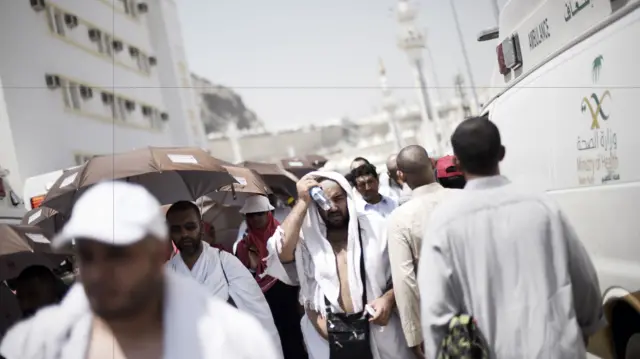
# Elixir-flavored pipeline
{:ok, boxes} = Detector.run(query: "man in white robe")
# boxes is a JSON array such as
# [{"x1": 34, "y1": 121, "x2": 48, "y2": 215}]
[
  {"x1": 263, "y1": 171, "x2": 414, "y2": 359},
  {"x1": 0, "y1": 181, "x2": 280, "y2": 359},
  {"x1": 419, "y1": 117, "x2": 605, "y2": 358},
  {"x1": 165, "y1": 201, "x2": 283, "y2": 358}
]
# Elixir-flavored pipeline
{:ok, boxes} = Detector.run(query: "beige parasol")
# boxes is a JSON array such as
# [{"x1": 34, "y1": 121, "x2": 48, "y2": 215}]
[
  {"x1": 21, "y1": 207, "x2": 66, "y2": 235},
  {"x1": 0, "y1": 224, "x2": 68, "y2": 281},
  {"x1": 238, "y1": 161, "x2": 299, "y2": 199},
  {"x1": 205, "y1": 165, "x2": 272, "y2": 207},
  {"x1": 41, "y1": 147, "x2": 237, "y2": 215},
  {"x1": 280, "y1": 157, "x2": 315, "y2": 178}
]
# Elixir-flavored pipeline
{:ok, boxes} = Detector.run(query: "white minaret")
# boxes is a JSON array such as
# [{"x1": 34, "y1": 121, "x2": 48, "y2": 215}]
[
  {"x1": 396, "y1": 0, "x2": 442, "y2": 156},
  {"x1": 226, "y1": 123, "x2": 243, "y2": 163},
  {"x1": 378, "y1": 58, "x2": 403, "y2": 152}
]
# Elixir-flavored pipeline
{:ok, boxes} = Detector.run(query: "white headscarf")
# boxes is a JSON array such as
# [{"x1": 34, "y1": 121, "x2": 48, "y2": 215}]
[{"x1": 296, "y1": 171, "x2": 388, "y2": 316}]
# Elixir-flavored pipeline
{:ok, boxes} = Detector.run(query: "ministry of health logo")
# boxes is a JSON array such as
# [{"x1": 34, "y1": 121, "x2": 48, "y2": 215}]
[
  {"x1": 592, "y1": 55, "x2": 603, "y2": 82},
  {"x1": 581, "y1": 55, "x2": 611, "y2": 129}
]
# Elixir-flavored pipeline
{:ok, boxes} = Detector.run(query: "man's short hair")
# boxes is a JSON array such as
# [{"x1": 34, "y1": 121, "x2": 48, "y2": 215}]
[
  {"x1": 351, "y1": 157, "x2": 370, "y2": 165},
  {"x1": 451, "y1": 116, "x2": 503, "y2": 176},
  {"x1": 396, "y1": 145, "x2": 430, "y2": 174},
  {"x1": 16, "y1": 265, "x2": 56, "y2": 282},
  {"x1": 351, "y1": 163, "x2": 378, "y2": 180},
  {"x1": 166, "y1": 201, "x2": 201, "y2": 219}
]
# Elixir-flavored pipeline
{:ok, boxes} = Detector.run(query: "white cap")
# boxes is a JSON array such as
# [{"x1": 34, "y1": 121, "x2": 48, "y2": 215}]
[
  {"x1": 53, "y1": 181, "x2": 168, "y2": 249},
  {"x1": 239, "y1": 195, "x2": 274, "y2": 214}
]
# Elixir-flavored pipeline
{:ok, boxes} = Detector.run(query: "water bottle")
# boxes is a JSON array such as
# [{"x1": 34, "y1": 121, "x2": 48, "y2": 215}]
[{"x1": 309, "y1": 186, "x2": 333, "y2": 211}]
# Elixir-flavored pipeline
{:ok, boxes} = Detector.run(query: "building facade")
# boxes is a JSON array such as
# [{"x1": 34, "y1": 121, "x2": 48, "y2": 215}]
[{"x1": 0, "y1": 0, "x2": 204, "y2": 193}]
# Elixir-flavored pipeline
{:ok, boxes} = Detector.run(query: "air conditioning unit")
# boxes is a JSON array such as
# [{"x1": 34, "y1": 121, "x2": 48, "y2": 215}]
[
  {"x1": 88, "y1": 29, "x2": 101, "y2": 42},
  {"x1": 101, "y1": 92, "x2": 114, "y2": 104},
  {"x1": 141, "y1": 106, "x2": 152, "y2": 116},
  {"x1": 80, "y1": 86, "x2": 93, "y2": 99},
  {"x1": 112, "y1": 40, "x2": 124, "y2": 52},
  {"x1": 148, "y1": 56, "x2": 157, "y2": 66},
  {"x1": 45, "y1": 74, "x2": 61, "y2": 89},
  {"x1": 160, "y1": 112, "x2": 169, "y2": 121},
  {"x1": 64, "y1": 14, "x2": 78, "y2": 28},
  {"x1": 137, "y1": 3, "x2": 149, "y2": 14},
  {"x1": 125, "y1": 100, "x2": 135, "y2": 111},
  {"x1": 129, "y1": 46, "x2": 139, "y2": 57},
  {"x1": 30, "y1": 0, "x2": 46, "y2": 12}
]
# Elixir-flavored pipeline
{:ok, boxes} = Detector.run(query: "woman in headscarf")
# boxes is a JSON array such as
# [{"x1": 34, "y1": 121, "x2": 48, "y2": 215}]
[{"x1": 236, "y1": 195, "x2": 308, "y2": 359}]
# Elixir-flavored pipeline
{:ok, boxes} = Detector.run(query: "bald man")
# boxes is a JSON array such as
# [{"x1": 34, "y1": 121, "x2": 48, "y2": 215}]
[
  {"x1": 385, "y1": 145, "x2": 458, "y2": 358},
  {"x1": 379, "y1": 154, "x2": 413, "y2": 205}
]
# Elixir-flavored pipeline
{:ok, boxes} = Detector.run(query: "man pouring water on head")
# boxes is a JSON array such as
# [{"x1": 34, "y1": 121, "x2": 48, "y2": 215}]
[
  {"x1": 262, "y1": 172, "x2": 414, "y2": 359},
  {"x1": 0, "y1": 181, "x2": 280, "y2": 359}
]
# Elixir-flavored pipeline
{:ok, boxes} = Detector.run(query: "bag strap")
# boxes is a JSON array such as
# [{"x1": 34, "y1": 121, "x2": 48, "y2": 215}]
[
  {"x1": 219, "y1": 250, "x2": 230, "y2": 286},
  {"x1": 358, "y1": 223, "x2": 366, "y2": 304}
]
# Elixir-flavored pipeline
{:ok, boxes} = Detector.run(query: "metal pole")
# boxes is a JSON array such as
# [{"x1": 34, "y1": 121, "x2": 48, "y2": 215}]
[
  {"x1": 425, "y1": 45, "x2": 444, "y2": 103},
  {"x1": 491, "y1": 0, "x2": 500, "y2": 26},
  {"x1": 388, "y1": 111, "x2": 403, "y2": 152},
  {"x1": 414, "y1": 58, "x2": 442, "y2": 156},
  {"x1": 449, "y1": 0, "x2": 480, "y2": 114}
]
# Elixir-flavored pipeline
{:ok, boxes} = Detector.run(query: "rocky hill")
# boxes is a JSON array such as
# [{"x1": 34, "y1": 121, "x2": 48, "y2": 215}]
[{"x1": 191, "y1": 74, "x2": 264, "y2": 134}]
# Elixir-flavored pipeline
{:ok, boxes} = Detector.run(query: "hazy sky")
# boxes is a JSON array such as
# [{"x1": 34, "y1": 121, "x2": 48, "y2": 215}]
[{"x1": 178, "y1": 0, "x2": 507, "y2": 131}]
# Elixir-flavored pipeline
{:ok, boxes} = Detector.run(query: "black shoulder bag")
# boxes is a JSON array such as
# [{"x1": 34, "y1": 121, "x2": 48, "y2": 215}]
[{"x1": 324, "y1": 226, "x2": 374, "y2": 359}]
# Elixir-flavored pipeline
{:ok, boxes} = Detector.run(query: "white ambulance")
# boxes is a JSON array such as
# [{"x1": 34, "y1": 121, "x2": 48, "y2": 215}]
[
  {"x1": 0, "y1": 167, "x2": 25, "y2": 224},
  {"x1": 479, "y1": 0, "x2": 639, "y2": 357},
  {"x1": 22, "y1": 166, "x2": 80, "y2": 211}
]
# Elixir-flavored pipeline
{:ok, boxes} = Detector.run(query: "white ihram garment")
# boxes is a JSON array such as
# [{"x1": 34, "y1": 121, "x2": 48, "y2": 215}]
[
  {"x1": 0, "y1": 270, "x2": 281, "y2": 359},
  {"x1": 166, "y1": 242, "x2": 283, "y2": 358},
  {"x1": 263, "y1": 171, "x2": 413, "y2": 359}
]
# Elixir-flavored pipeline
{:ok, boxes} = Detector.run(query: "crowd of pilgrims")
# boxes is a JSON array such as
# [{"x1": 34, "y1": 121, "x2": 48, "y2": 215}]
[{"x1": 0, "y1": 116, "x2": 604, "y2": 359}]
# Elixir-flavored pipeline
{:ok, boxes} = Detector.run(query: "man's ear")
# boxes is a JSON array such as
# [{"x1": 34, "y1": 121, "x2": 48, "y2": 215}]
[
  {"x1": 452, "y1": 156, "x2": 460, "y2": 169},
  {"x1": 498, "y1": 145, "x2": 506, "y2": 162},
  {"x1": 396, "y1": 170, "x2": 405, "y2": 183}
]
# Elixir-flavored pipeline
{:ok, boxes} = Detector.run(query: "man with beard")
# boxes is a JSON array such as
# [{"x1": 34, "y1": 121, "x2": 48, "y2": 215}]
[
  {"x1": 262, "y1": 172, "x2": 414, "y2": 359},
  {"x1": 0, "y1": 181, "x2": 280, "y2": 359},
  {"x1": 165, "y1": 201, "x2": 283, "y2": 358}
]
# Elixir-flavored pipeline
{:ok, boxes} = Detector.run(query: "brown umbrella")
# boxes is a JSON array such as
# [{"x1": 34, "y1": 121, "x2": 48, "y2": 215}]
[
  {"x1": 238, "y1": 161, "x2": 298, "y2": 199},
  {"x1": 0, "y1": 224, "x2": 55, "y2": 256},
  {"x1": 204, "y1": 165, "x2": 272, "y2": 207},
  {"x1": 280, "y1": 157, "x2": 316, "y2": 179},
  {"x1": 201, "y1": 202, "x2": 245, "y2": 252},
  {"x1": 0, "y1": 224, "x2": 68, "y2": 281},
  {"x1": 21, "y1": 207, "x2": 66, "y2": 234},
  {"x1": 306, "y1": 154, "x2": 329, "y2": 168},
  {"x1": 42, "y1": 147, "x2": 237, "y2": 215}
]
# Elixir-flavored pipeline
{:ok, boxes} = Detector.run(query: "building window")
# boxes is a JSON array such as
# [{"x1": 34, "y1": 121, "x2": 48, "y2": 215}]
[
  {"x1": 40, "y1": 3, "x2": 154, "y2": 75},
  {"x1": 46, "y1": 7, "x2": 65, "y2": 36},
  {"x1": 61, "y1": 80, "x2": 81, "y2": 110},
  {"x1": 49, "y1": 74, "x2": 165, "y2": 130},
  {"x1": 121, "y1": 0, "x2": 138, "y2": 17},
  {"x1": 98, "y1": 33, "x2": 113, "y2": 56},
  {"x1": 137, "y1": 54, "x2": 150, "y2": 73}
]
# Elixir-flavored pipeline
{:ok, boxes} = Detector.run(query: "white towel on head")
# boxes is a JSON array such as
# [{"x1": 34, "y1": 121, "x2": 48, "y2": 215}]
[
  {"x1": 262, "y1": 171, "x2": 413, "y2": 359},
  {"x1": 293, "y1": 171, "x2": 387, "y2": 316}
]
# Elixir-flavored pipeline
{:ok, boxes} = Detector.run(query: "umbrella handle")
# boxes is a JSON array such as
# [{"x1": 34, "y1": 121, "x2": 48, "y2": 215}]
[{"x1": 231, "y1": 185, "x2": 237, "y2": 200}]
